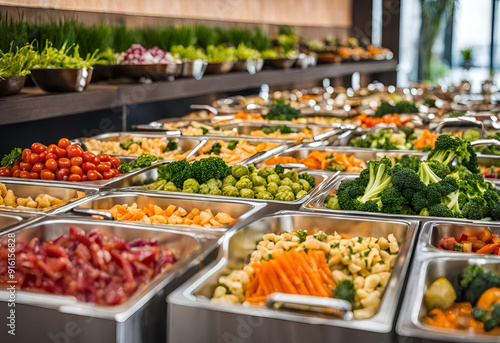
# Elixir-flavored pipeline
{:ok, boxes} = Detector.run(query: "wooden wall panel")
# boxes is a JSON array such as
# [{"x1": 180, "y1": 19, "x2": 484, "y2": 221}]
[{"x1": 0, "y1": 0, "x2": 352, "y2": 27}]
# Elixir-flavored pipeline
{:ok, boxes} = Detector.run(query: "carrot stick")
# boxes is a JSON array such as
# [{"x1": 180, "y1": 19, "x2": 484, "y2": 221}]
[
  {"x1": 297, "y1": 250, "x2": 330, "y2": 297},
  {"x1": 245, "y1": 272, "x2": 260, "y2": 297},
  {"x1": 271, "y1": 259, "x2": 299, "y2": 294},
  {"x1": 259, "y1": 265, "x2": 273, "y2": 295},
  {"x1": 476, "y1": 243, "x2": 500, "y2": 255},
  {"x1": 266, "y1": 261, "x2": 284, "y2": 293},
  {"x1": 245, "y1": 296, "x2": 267, "y2": 303}
]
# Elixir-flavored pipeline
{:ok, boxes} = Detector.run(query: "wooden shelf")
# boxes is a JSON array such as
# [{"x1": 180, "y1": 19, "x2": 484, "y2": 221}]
[{"x1": 0, "y1": 60, "x2": 397, "y2": 126}]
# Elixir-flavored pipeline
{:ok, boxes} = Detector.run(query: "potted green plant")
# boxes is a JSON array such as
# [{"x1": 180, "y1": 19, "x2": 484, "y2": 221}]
[
  {"x1": 0, "y1": 43, "x2": 37, "y2": 97},
  {"x1": 461, "y1": 47, "x2": 473, "y2": 70}
]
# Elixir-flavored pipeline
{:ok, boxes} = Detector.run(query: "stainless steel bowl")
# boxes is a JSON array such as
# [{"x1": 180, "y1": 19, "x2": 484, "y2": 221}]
[
  {"x1": 204, "y1": 61, "x2": 234, "y2": 75},
  {"x1": 30, "y1": 68, "x2": 93, "y2": 92},
  {"x1": 115, "y1": 62, "x2": 182, "y2": 80},
  {"x1": 180, "y1": 58, "x2": 208, "y2": 80},
  {"x1": 233, "y1": 58, "x2": 264, "y2": 74},
  {"x1": 0, "y1": 75, "x2": 27, "y2": 97},
  {"x1": 264, "y1": 58, "x2": 297, "y2": 69},
  {"x1": 317, "y1": 52, "x2": 341, "y2": 64}
]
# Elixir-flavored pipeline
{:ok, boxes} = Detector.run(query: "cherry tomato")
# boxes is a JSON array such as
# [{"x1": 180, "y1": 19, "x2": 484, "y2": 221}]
[
  {"x1": 55, "y1": 168, "x2": 69, "y2": 181},
  {"x1": 31, "y1": 143, "x2": 47, "y2": 154},
  {"x1": 95, "y1": 171, "x2": 103, "y2": 180},
  {"x1": 45, "y1": 153, "x2": 57, "y2": 161},
  {"x1": 109, "y1": 157, "x2": 121, "y2": 168},
  {"x1": 96, "y1": 162, "x2": 111, "y2": 174},
  {"x1": 11, "y1": 165, "x2": 20, "y2": 173},
  {"x1": 20, "y1": 162, "x2": 33, "y2": 172},
  {"x1": 22, "y1": 148, "x2": 32, "y2": 162},
  {"x1": 20, "y1": 171, "x2": 31, "y2": 178},
  {"x1": 67, "y1": 174, "x2": 82, "y2": 182},
  {"x1": 81, "y1": 162, "x2": 96, "y2": 172},
  {"x1": 70, "y1": 156, "x2": 83, "y2": 167},
  {"x1": 57, "y1": 158, "x2": 71, "y2": 169},
  {"x1": 40, "y1": 169, "x2": 55, "y2": 180},
  {"x1": 82, "y1": 151, "x2": 96, "y2": 163},
  {"x1": 103, "y1": 171, "x2": 115, "y2": 180},
  {"x1": 87, "y1": 170, "x2": 99, "y2": 181},
  {"x1": 12, "y1": 170, "x2": 21, "y2": 178},
  {"x1": 45, "y1": 159, "x2": 58, "y2": 171},
  {"x1": 46, "y1": 144, "x2": 58, "y2": 154},
  {"x1": 38, "y1": 151, "x2": 47, "y2": 162},
  {"x1": 0, "y1": 167, "x2": 12, "y2": 177},
  {"x1": 58, "y1": 138, "x2": 71, "y2": 149},
  {"x1": 27, "y1": 153, "x2": 40, "y2": 165},
  {"x1": 31, "y1": 163, "x2": 44, "y2": 174},
  {"x1": 107, "y1": 168, "x2": 117, "y2": 177},
  {"x1": 55, "y1": 147, "x2": 67, "y2": 159},
  {"x1": 69, "y1": 165, "x2": 83, "y2": 176},
  {"x1": 114, "y1": 168, "x2": 123, "y2": 175},
  {"x1": 67, "y1": 146, "x2": 81, "y2": 158},
  {"x1": 97, "y1": 153, "x2": 110, "y2": 162},
  {"x1": 30, "y1": 172, "x2": 40, "y2": 179},
  {"x1": 14, "y1": 161, "x2": 20, "y2": 166},
  {"x1": 81, "y1": 174, "x2": 88, "y2": 181},
  {"x1": 75, "y1": 145, "x2": 84, "y2": 155}
]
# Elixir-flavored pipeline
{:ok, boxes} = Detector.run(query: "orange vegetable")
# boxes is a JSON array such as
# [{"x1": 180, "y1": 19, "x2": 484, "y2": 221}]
[
  {"x1": 476, "y1": 287, "x2": 500, "y2": 309},
  {"x1": 414, "y1": 129, "x2": 439, "y2": 151},
  {"x1": 476, "y1": 243, "x2": 500, "y2": 255}
]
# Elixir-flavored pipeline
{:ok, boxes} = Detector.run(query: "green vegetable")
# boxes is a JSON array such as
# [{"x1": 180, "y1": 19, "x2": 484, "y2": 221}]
[
  {"x1": 235, "y1": 178, "x2": 253, "y2": 190},
  {"x1": 297, "y1": 229, "x2": 307, "y2": 243},
  {"x1": 205, "y1": 44, "x2": 236, "y2": 63},
  {"x1": 375, "y1": 100, "x2": 418, "y2": 117},
  {"x1": 222, "y1": 185, "x2": 239, "y2": 197},
  {"x1": 164, "y1": 140, "x2": 179, "y2": 152},
  {"x1": 0, "y1": 43, "x2": 37, "y2": 77},
  {"x1": 34, "y1": 41, "x2": 98, "y2": 69},
  {"x1": 298, "y1": 172, "x2": 316, "y2": 188},
  {"x1": 1, "y1": 148, "x2": 22, "y2": 169},
  {"x1": 423, "y1": 97, "x2": 437, "y2": 108},
  {"x1": 333, "y1": 280, "x2": 355, "y2": 305},
  {"x1": 267, "y1": 182, "x2": 279, "y2": 195},
  {"x1": 263, "y1": 99, "x2": 303, "y2": 121},
  {"x1": 284, "y1": 170, "x2": 299, "y2": 182},
  {"x1": 119, "y1": 136, "x2": 141, "y2": 150},
  {"x1": 118, "y1": 153, "x2": 158, "y2": 173},
  {"x1": 218, "y1": 283, "x2": 232, "y2": 294},
  {"x1": 171, "y1": 45, "x2": 207, "y2": 61},
  {"x1": 240, "y1": 188, "x2": 254, "y2": 198},
  {"x1": 183, "y1": 178, "x2": 200, "y2": 193},
  {"x1": 223, "y1": 175, "x2": 237, "y2": 187},
  {"x1": 257, "y1": 166, "x2": 275, "y2": 179},
  {"x1": 295, "y1": 190, "x2": 307, "y2": 199},
  {"x1": 463, "y1": 129, "x2": 481, "y2": 143},
  {"x1": 325, "y1": 195, "x2": 341, "y2": 210},
  {"x1": 227, "y1": 140, "x2": 239, "y2": 150},
  {"x1": 232, "y1": 165, "x2": 249, "y2": 179},
  {"x1": 207, "y1": 142, "x2": 222, "y2": 155},
  {"x1": 233, "y1": 43, "x2": 261, "y2": 60}
]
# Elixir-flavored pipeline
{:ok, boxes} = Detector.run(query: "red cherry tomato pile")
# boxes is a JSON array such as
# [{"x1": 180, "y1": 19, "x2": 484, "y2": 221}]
[{"x1": 0, "y1": 138, "x2": 122, "y2": 181}]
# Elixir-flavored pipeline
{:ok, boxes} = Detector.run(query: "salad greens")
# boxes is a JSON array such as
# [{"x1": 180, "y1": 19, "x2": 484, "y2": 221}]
[
  {"x1": 263, "y1": 99, "x2": 303, "y2": 121},
  {"x1": 375, "y1": 100, "x2": 419, "y2": 117},
  {"x1": 205, "y1": 45, "x2": 236, "y2": 63},
  {"x1": 34, "y1": 41, "x2": 99, "y2": 69},
  {"x1": 233, "y1": 43, "x2": 261, "y2": 60},
  {"x1": 171, "y1": 45, "x2": 207, "y2": 61},
  {"x1": 118, "y1": 153, "x2": 158, "y2": 173},
  {"x1": 1, "y1": 148, "x2": 22, "y2": 169},
  {"x1": 0, "y1": 43, "x2": 37, "y2": 78}
]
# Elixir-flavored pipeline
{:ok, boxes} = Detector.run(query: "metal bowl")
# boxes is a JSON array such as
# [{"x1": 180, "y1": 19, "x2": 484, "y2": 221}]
[
  {"x1": 232, "y1": 58, "x2": 264, "y2": 74},
  {"x1": 317, "y1": 52, "x2": 341, "y2": 64},
  {"x1": 115, "y1": 62, "x2": 182, "y2": 81},
  {"x1": 204, "y1": 61, "x2": 234, "y2": 75},
  {"x1": 180, "y1": 58, "x2": 208, "y2": 80},
  {"x1": 0, "y1": 75, "x2": 27, "y2": 97},
  {"x1": 30, "y1": 68, "x2": 93, "y2": 92},
  {"x1": 264, "y1": 58, "x2": 297, "y2": 69}
]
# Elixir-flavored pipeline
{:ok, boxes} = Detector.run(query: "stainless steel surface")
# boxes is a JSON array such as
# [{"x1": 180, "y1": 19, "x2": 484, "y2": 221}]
[
  {"x1": 266, "y1": 293, "x2": 353, "y2": 320},
  {"x1": 121, "y1": 164, "x2": 335, "y2": 207},
  {"x1": 0, "y1": 216, "x2": 219, "y2": 343},
  {"x1": 434, "y1": 117, "x2": 487, "y2": 137},
  {"x1": 71, "y1": 207, "x2": 115, "y2": 220},
  {"x1": 114, "y1": 62, "x2": 182, "y2": 80},
  {"x1": 304, "y1": 173, "x2": 500, "y2": 225},
  {"x1": 62, "y1": 190, "x2": 266, "y2": 233},
  {"x1": 0, "y1": 75, "x2": 27, "y2": 97},
  {"x1": 189, "y1": 104, "x2": 218, "y2": 115},
  {"x1": 180, "y1": 58, "x2": 208, "y2": 80},
  {"x1": 256, "y1": 145, "x2": 425, "y2": 169},
  {"x1": 30, "y1": 68, "x2": 93, "y2": 92},
  {"x1": 472, "y1": 138, "x2": 500, "y2": 148},
  {"x1": 76, "y1": 132, "x2": 206, "y2": 161},
  {"x1": 397, "y1": 220, "x2": 500, "y2": 342},
  {"x1": 0, "y1": 179, "x2": 92, "y2": 214},
  {"x1": 204, "y1": 61, "x2": 234, "y2": 74},
  {"x1": 233, "y1": 58, "x2": 264, "y2": 74},
  {"x1": 168, "y1": 211, "x2": 418, "y2": 343},
  {"x1": 264, "y1": 58, "x2": 297, "y2": 69},
  {"x1": 0, "y1": 211, "x2": 28, "y2": 232}
]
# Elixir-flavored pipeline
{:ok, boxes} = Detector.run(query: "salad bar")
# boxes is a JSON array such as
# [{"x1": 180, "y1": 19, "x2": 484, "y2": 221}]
[{"x1": 3, "y1": 51, "x2": 500, "y2": 343}]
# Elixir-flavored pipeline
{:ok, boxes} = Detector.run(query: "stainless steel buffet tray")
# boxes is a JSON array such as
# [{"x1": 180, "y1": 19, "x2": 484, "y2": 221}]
[
  {"x1": 60, "y1": 190, "x2": 267, "y2": 234},
  {"x1": 0, "y1": 216, "x2": 220, "y2": 343},
  {"x1": 117, "y1": 163, "x2": 337, "y2": 207},
  {"x1": 397, "y1": 220, "x2": 500, "y2": 342},
  {"x1": 74, "y1": 131, "x2": 206, "y2": 160},
  {"x1": 167, "y1": 211, "x2": 418, "y2": 343},
  {"x1": 304, "y1": 173, "x2": 500, "y2": 225},
  {"x1": 0, "y1": 179, "x2": 93, "y2": 215},
  {"x1": 0, "y1": 210, "x2": 39, "y2": 233}
]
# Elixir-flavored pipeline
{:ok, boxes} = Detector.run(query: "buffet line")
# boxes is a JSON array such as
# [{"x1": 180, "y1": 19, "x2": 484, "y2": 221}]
[{"x1": 1, "y1": 84, "x2": 500, "y2": 343}]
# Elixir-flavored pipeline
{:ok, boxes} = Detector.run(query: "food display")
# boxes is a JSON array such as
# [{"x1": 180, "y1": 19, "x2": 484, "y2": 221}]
[
  {"x1": 0, "y1": 225, "x2": 177, "y2": 305},
  {"x1": 117, "y1": 44, "x2": 179, "y2": 65},
  {"x1": 422, "y1": 264, "x2": 500, "y2": 333},
  {"x1": 0, "y1": 138, "x2": 123, "y2": 182},
  {"x1": 0, "y1": 182, "x2": 65, "y2": 209},
  {"x1": 144, "y1": 157, "x2": 316, "y2": 201},
  {"x1": 263, "y1": 151, "x2": 366, "y2": 172},
  {"x1": 104, "y1": 203, "x2": 235, "y2": 227},
  {"x1": 211, "y1": 229, "x2": 400, "y2": 319},
  {"x1": 438, "y1": 228, "x2": 500, "y2": 254},
  {"x1": 195, "y1": 139, "x2": 281, "y2": 164},
  {"x1": 82, "y1": 136, "x2": 190, "y2": 160}
]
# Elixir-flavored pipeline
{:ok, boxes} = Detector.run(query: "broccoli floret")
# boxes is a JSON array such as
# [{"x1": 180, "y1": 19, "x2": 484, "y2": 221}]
[
  {"x1": 280, "y1": 177, "x2": 294, "y2": 187},
  {"x1": 460, "y1": 264, "x2": 484, "y2": 288},
  {"x1": 298, "y1": 172, "x2": 316, "y2": 188},
  {"x1": 250, "y1": 174, "x2": 267, "y2": 187},
  {"x1": 492, "y1": 201, "x2": 500, "y2": 221},
  {"x1": 223, "y1": 175, "x2": 237, "y2": 187},
  {"x1": 290, "y1": 183, "x2": 303, "y2": 195},
  {"x1": 284, "y1": 170, "x2": 299, "y2": 182},
  {"x1": 208, "y1": 187, "x2": 222, "y2": 195},
  {"x1": 278, "y1": 185, "x2": 293, "y2": 193},
  {"x1": 428, "y1": 135, "x2": 479, "y2": 174},
  {"x1": 164, "y1": 140, "x2": 178, "y2": 152},
  {"x1": 391, "y1": 164, "x2": 426, "y2": 202},
  {"x1": 427, "y1": 161, "x2": 451, "y2": 179},
  {"x1": 426, "y1": 183, "x2": 443, "y2": 207},
  {"x1": 274, "y1": 164, "x2": 284, "y2": 174},
  {"x1": 428, "y1": 203, "x2": 454, "y2": 218},
  {"x1": 157, "y1": 159, "x2": 193, "y2": 188},
  {"x1": 275, "y1": 191, "x2": 295, "y2": 201},
  {"x1": 258, "y1": 166, "x2": 276, "y2": 179},
  {"x1": 325, "y1": 195, "x2": 341, "y2": 210},
  {"x1": 333, "y1": 280, "x2": 354, "y2": 304},
  {"x1": 227, "y1": 140, "x2": 239, "y2": 150},
  {"x1": 464, "y1": 270, "x2": 500, "y2": 306},
  {"x1": 199, "y1": 183, "x2": 210, "y2": 194},
  {"x1": 191, "y1": 157, "x2": 231, "y2": 184},
  {"x1": 267, "y1": 174, "x2": 281, "y2": 185},
  {"x1": 232, "y1": 165, "x2": 249, "y2": 179},
  {"x1": 463, "y1": 128, "x2": 482, "y2": 143},
  {"x1": 295, "y1": 190, "x2": 308, "y2": 199},
  {"x1": 449, "y1": 165, "x2": 474, "y2": 181},
  {"x1": 222, "y1": 185, "x2": 239, "y2": 197},
  {"x1": 412, "y1": 191, "x2": 429, "y2": 213},
  {"x1": 253, "y1": 186, "x2": 267, "y2": 194},
  {"x1": 240, "y1": 188, "x2": 255, "y2": 198},
  {"x1": 461, "y1": 197, "x2": 488, "y2": 220},
  {"x1": 235, "y1": 178, "x2": 253, "y2": 190},
  {"x1": 207, "y1": 178, "x2": 222, "y2": 189},
  {"x1": 337, "y1": 179, "x2": 365, "y2": 211},
  {"x1": 326, "y1": 163, "x2": 346, "y2": 172},
  {"x1": 484, "y1": 189, "x2": 500, "y2": 213},
  {"x1": 360, "y1": 200, "x2": 381, "y2": 212},
  {"x1": 298, "y1": 179, "x2": 311, "y2": 192},
  {"x1": 256, "y1": 191, "x2": 274, "y2": 200},
  {"x1": 437, "y1": 177, "x2": 459, "y2": 196},
  {"x1": 380, "y1": 187, "x2": 407, "y2": 214},
  {"x1": 396, "y1": 154, "x2": 421, "y2": 172},
  {"x1": 267, "y1": 182, "x2": 279, "y2": 195},
  {"x1": 357, "y1": 158, "x2": 393, "y2": 205},
  {"x1": 248, "y1": 164, "x2": 256, "y2": 174},
  {"x1": 418, "y1": 161, "x2": 443, "y2": 185},
  {"x1": 207, "y1": 142, "x2": 222, "y2": 155},
  {"x1": 183, "y1": 178, "x2": 200, "y2": 193}
]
